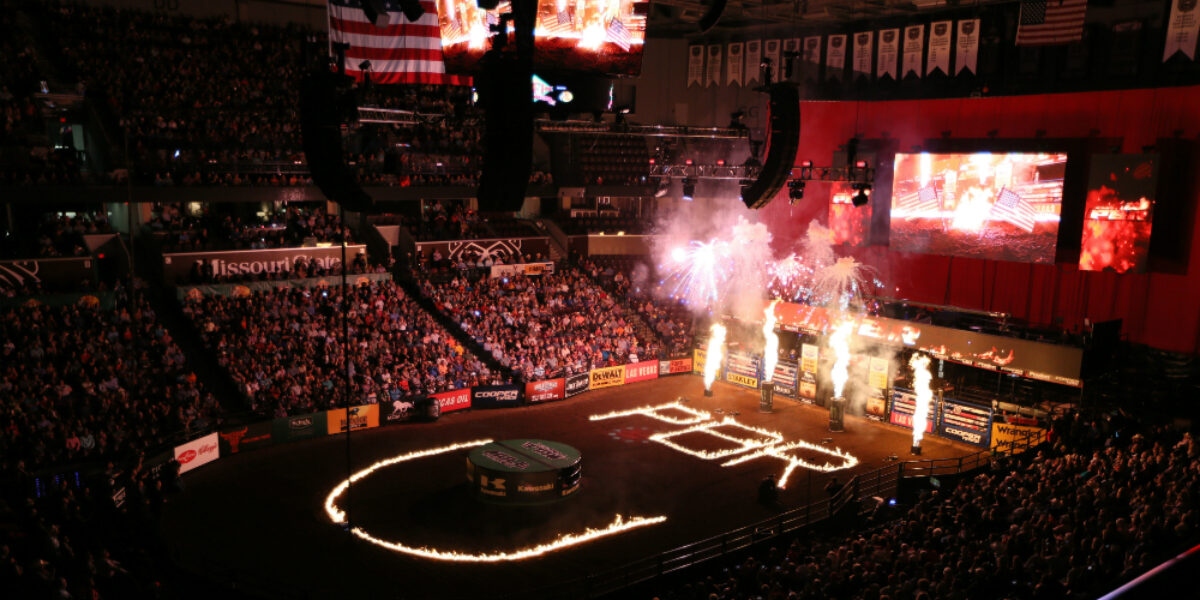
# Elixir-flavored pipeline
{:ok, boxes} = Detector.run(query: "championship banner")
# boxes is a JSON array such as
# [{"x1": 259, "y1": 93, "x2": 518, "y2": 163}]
[
  {"x1": 471, "y1": 384, "x2": 524, "y2": 409},
  {"x1": 853, "y1": 31, "x2": 873, "y2": 77},
  {"x1": 724, "y1": 352, "x2": 761, "y2": 389},
  {"x1": 770, "y1": 359, "x2": 799, "y2": 398},
  {"x1": 783, "y1": 37, "x2": 800, "y2": 55},
  {"x1": 526, "y1": 379, "x2": 565, "y2": 403},
  {"x1": 990, "y1": 421, "x2": 1047, "y2": 453},
  {"x1": 1164, "y1": 0, "x2": 1200, "y2": 61},
  {"x1": 868, "y1": 357, "x2": 890, "y2": 390},
  {"x1": 589, "y1": 365, "x2": 626, "y2": 390},
  {"x1": 762, "y1": 39, "x2": 781, "y2": 83},
  {"x1": 271, "y1": 411, "x2": 327, "y2": 443},
  {"x1": 175, "y1": 432, "x2": 220, "y2": 475},
  {"x1": 218, "y1": 421, "x2": 273, "y2": 455},
  {"x1": 877, "y1": 28, "x2": 899, "y2": 80},
  {"x1": 955, "y1": 19, "x2": 980, "y2": 75},
  {"x1": 706, "y1": 45, "x2": 723, "y2": 86},
  {"x1": 383, "y1": 394, "x2": 427, "y2": 423},
  {"x1": 432, "y1": 388, "x2": 471, "y2": 413},
  {"x1": 162, "y1": 245, "x2": 365, "y2": 284},
  {"x1": 826, "y1": 34, "x2": 847, "y2": 80},
  {"x1": 927, "y1": 20, "x2": 952, "y2": 76},
  {"x1": 939, "y1": 398, "x2": 993, "y2": 447},
  {"x1": 624, "y1": 360, "x2": 659, "y2": 384},
  {"x1": 803, "y1": 35, "x2": 822, "y2": 67},
  {"x1": 659, "y1": 357, "x2": 693, "y2": 376},
  {"x1": 902, "y1": 25, "x2": 924, "y2": 78},
  {"x1": 326, "y1": 404, "x2": 380, "y2": 434},
  {"x1": 745, "y1": 40, "x2": 762, "y2": 84},
  {"x1": 889, "y1": 388, "x2": 936, "y2": 433},
  {"x1": 688, "y1": 45, "x2": 705, "y2": 86},
  {"x1": 565, "y1": 372, "x2": 590, "y2": 397},
  {"x1": 783, "y1": 38, "x2": 800, "y2": 79},
  {"x1": 726, "y1": 42, "x2": 744, "y2": 86}
]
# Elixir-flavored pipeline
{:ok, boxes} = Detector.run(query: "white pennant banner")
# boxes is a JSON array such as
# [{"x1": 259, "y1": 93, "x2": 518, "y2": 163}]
[
  {"x1": 902, "y1": 25, "x2": 924, "y2": 78},
  {"x1": 827, "y1": 34, "x2": 847, "y2": 80},
  {"x1": 877, "y1": 28, "x2": 900, "y2": 80},
  {"x1": 727, "y1": 42, "x2": 744, "y2": 86},
  {"x1": 853, "y1": 31, "x2": 874, "y2": 77},
  {"x1": 1164, "y1": 0, "x2": 1200, "y2": 61},
  {"x1": 955, "y1": 19, "x2": 980, "y2": 75},
  {"x1": 706, "y1": 45, "x2": 723, "y2": 86},
  {"x1": 927, "y1": 20, "x2": 952, "y2": 76},
  {"x1": 745, "y1": 39, "x2": 762, "y2": 84},
  {"x1": 763, "y1": 39, "x2": 782, "y2": 84},
  {"x1": 803, "y1": 36, "x2": 822, "y2": 65},
  {"x1": 687, "y1": 45, "x2": 705, "y2": 86}
]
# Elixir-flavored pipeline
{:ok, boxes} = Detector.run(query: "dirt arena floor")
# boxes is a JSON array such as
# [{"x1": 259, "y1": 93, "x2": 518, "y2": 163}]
[{"x1": 162, "y1": 376, "x2": 974, "y2": 599}]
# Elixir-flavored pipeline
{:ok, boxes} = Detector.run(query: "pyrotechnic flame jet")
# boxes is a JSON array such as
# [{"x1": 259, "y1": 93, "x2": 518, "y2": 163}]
[
  {"x1": 703, "y1": 323, "x2": 727, "y2": 392},
  {"x1": 829, "y1": 321, "x2": 853, "y2": 398},
  {"x1": 910, "y1": 353, "x2": 933, "y2": 447},
  {"x1": 762, "y1": 299, "x2": 781, "y2": 383}
]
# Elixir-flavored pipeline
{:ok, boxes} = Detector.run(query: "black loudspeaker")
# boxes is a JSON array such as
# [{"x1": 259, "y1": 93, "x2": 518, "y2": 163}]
[
  {"x1": 697, "y1": 0, "x2": 727, "y2": 33},
  {"x1": 300, "y1": 72, "x2": 375, "y2": 213},
  {"x1": 476, "y1": 0, "x2": 537, "y2": 212},
  {"x1": 740, "y1": 83, "x2": 801, "y2": 209}
]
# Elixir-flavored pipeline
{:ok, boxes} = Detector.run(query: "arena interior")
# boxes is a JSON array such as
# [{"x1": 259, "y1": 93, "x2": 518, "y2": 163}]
[{"x1": 2, "y1": 0, "x2": 1200, "y2": 599}]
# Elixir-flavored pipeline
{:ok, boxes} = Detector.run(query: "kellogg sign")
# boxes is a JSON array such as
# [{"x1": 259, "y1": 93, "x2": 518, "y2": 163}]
[
  {"x1": 525, "y1": 378, "x2": 565, "y2": 403},
  {"x1": 174, "y1": 432, "x2": 220, "y2": 474},
  {"x1": 161, "y1": 245, "x2": 366, "y2": 284},
  {"x1": 432, "y1": 388, "x2": 472, "y2": 413},
  {"x1": 565, "y1": 373, "x2": 590, "y2": 397},
  {"x1": 589, "y1": 365, "x2": 626, "y2": 390},
  {"x1": 623, "y1": 361, "x2": 659, "y2": 384}
]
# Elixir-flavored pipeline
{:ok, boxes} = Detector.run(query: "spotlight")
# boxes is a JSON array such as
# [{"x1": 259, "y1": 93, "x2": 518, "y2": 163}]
[
  {"x1": 681, "y1": 178, "x2": 696, "y2": 201},
  {"x1": 787, "y1": 179, "x2": 805, "y2": 204}
]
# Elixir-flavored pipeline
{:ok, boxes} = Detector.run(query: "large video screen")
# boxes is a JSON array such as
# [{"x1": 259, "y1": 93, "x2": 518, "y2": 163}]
[
  {"x1": 829, "y1": 182, "x2": 870, "y2": 246},
  {"x1": 438, "y1": 0, "x2": 648, "y2": 76},
  {"x1": 1079, "y1": 154, "x2": 1157, "y2": 273},
  {"x1": 890, "y1": 152, "x2": 1068, "y2": 264}
]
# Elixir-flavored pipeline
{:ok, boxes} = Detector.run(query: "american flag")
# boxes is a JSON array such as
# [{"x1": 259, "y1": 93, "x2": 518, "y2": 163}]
[
  {"x1": 990, "y1": 188, "x2": 1038, "y2": 232},
  {"x1": 1015, "y1": 0, "x2": 1088, "y2": 46},
  {"x1": 328, "y1": 0, "x2": 469, "y2": 85},
  {"x1": 607, "y1": 18, "x2": 632, "y2": 51},
  {"x1": 899, "y1": 185, "x2": 940, "y2": 217},
  {"x1": 543, "y1": 9, "x2": 575, "y2": 36}
]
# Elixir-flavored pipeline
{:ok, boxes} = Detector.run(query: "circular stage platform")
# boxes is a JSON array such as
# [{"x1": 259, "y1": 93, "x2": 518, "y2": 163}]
[{"x1": 466, "y1": 439, "x2": 582, "y2": 504}]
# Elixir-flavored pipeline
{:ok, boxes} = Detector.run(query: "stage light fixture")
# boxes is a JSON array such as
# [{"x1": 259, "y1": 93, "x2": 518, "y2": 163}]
[
  {"x1": 655, "y1": 177, "x2": 671, "y2": 198},
  {"x1": 787, "y1": 179, "x2": 805, "y2": 204},
  {"x1": 851, "y1": 183, "x2": 871, "y2": 207},
  {"x1": 358, "y1": 60, "x2": 371, "y2": 72},
  {"x1": 682, "y1": 178, "x2": 696, "y2": 201}
]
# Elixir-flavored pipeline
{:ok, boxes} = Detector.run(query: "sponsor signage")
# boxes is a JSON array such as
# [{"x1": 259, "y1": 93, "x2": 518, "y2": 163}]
[
  {"x1": 489, "y1": 261, "x2": 555, "y2": 279},
  {"x1": 769, "y1": 359, "x2": 799, "y2": 398},
  {"x1": 271, "y1": 411, "x2": 327, "y2": 443},
  {"x1": 725, "y1": 372, "x2": 759, "y2": 389},
  {"x1": 692, "y1": 348, "x2": 708, "y2": 375},
  {"x1": 865, "y1": 390, "x2": 888, "y2": 421},
  {"x1": 589, "y1": 365, "x2": 626, "y2": 390},
  {"x1": 565, "y1": 372, "x2": 590, "y2": 397},
  {"x1": 889, "y1": 388, "x2": 936, "y2": 433},
  {"x1": 938, "y1": 398, "x2": 993, "y2": 447},
  {"x1": 472, "y1": 384, "x2": 524, "y2": 409},
  {"x1": 326, "y1": 404, "x2": 381, "y2": 434},
  {"x1": 659, "y1": 357, "x2": 693, "y2": 376},
  {"x1": 623, "y1": 361, "x2": 659, "y2": 384},
  {"x1": 432, "y1": 388, "x2": 472, "y2": 413},
  {"x1": 990, "y1": 421, "x2": 1047, "y2": 453},
  {"x1": 161, "y1": 245, "x2": 365, "y2": 284},
  {"x1": 525, "y1": 378, "x2": 565, "y2": 403},
  {"x1": 383, "y1": 395, "x2": 426, "y2": 422},
  {"x1": 218, "y1": 421, "x2": 273, "y2": 455},
  {"x1": 868, "y1": 357, "x2": 891, "y2": 389},
  {"x1": 175, "y1": 432, "x2": 220, "y2": 475},
  {"x1": 725, "y1": 352, "x2": 760, "y2": 389},
  {"x1": 800, "y1": 344, "x2": 819, "y2": 374}
]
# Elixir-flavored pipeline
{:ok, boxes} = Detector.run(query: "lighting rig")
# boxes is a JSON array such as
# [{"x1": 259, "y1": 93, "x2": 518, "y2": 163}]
[{"x1": 789, "y1": 158, "x2": 876, "y2": 207}]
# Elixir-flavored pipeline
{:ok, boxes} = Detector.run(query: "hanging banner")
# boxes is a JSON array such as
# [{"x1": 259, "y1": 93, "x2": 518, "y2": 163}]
[
  {"x1": 902, "y1": 25, "x2": 924, "y2": 78},
  {"x1": 826, "y1": 34, "x2": 847, "y2": 80},
  {"x1": 853, "y1": 31, "x2": 873, "y2": 77},
  {"x1": 868, "y1": 357, "x2": 890, "y2": 389},
  {"x1": 783, "y1": 38, "x2": 800, "y2": 80},
  {"x1": 799, "y1": 343, "x2": 819, "y2": 401},
  {"x1": 688, "y1": 45, "x2": 705, "y2": 86},
  {"x1": 706, "y1": 45, "x2": 723, "y2": 86},
  {"x1": 762, "y1": 39, "x2": 781, "y2": 83},
  {"x1": 726, "y1": 42, "x2": 744, "y2": 86},
  {"x1": 956, "y1": 19, "x2": 980, "y2": 75},
  {"x1": 803, "y1": 35, "x2": 822, "y2": 66},
  {"x1": 745, "y1": 40, "x2": 762, "y2": 84},
  {"x1": 877, "y1": 28, "x2": 900, "y2": 80},
  {"x1": 1164, "y1": 0, "x2": 1200, "y2": 61},
  {"x1": 927, "y1": 20, "x2": 952, "y2": 76}
]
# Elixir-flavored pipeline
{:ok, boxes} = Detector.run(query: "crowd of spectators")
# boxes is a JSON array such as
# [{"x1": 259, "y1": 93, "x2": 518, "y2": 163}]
[
  {"x1": 184, "y1": 280, "x2": 499, "y2": 417},
  {"x1": 580, "y1": 256, "x2": 694, "y2": 358},
  {"x1": 148, "y1": 203, "x2": 352, "y2": 252},
  {"x1": 419, "y1": 268, "x2": 654, "y2": 381},
  {"x1": 654, "y1": 414, "x2": 1199, "y2": 600},
  {"x1": 0, "y1": 211, "x2": 112, "y2": 259}
]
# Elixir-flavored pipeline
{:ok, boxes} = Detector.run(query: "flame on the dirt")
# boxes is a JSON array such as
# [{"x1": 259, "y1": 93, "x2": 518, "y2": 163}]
[{"x1": 589, "y1": 401, "x2": 712, "y2": 425}]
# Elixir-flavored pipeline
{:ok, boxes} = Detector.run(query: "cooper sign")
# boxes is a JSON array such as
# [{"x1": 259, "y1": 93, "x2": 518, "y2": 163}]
[
  {"x1": 174, "y1": 432, "x2": 220, "y2": 474},
  {"x1": 162, "y1": 245, "x2": 366, "y2": 284},
  {"x1": 525, "y1": 378, "x2": 565, "y2": 403}
]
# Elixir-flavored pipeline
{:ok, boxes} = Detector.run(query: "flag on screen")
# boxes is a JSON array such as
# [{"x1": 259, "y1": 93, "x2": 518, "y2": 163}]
[
  {"x1": 991, "y1": 188, "x2": 1038, "y2": 232},
  {"x1": 1015, "y1": 0, "x2": 1088, "y2": 46},
  {"x1": 899, "y1": 185, "x2": 940, "y2": 217},
  {"x1": 557, "y1": 9, "x2": 571, "y2": 25},
  {"x1": 544, "y1": 8, "x2": 575, "y2": 35},
  {"x1": 607, "y1": 18, "x2": 632, "y2": 51},
  {"x1": 327, "y1": 0, "x2": 468, "y2": 85}
]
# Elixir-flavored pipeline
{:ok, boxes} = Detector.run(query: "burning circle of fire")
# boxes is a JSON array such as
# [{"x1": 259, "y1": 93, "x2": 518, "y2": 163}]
[{"x1": 323, "y1": 440, "x2": 666, "y2": 561}]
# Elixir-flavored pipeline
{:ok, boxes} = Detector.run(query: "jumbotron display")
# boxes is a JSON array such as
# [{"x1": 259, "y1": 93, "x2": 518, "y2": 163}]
[
  {"x1": 890, "y1": 152, "x2": 1068, "y2": 264},
  {"x1": 438, "y1": 0, "x2": 648, "y2": 76},
  {"x1": 1079, "y1": 154, "x2": 1157, "y2": 273}
]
